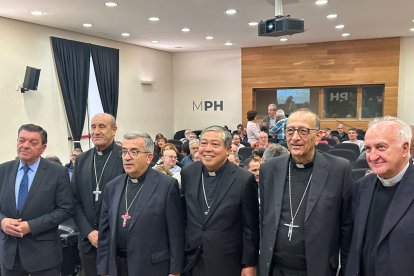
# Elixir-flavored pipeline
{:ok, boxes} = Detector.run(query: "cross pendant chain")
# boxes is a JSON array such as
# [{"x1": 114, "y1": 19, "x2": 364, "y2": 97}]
[
  {"x1": 284, "y1": 221, "x2": 299, "y2": 241},
  {"x1": 121, "y1": 212, "x2": 131, "y2": 227},
  {"x1": 93, "y1": 186, "x2": 102, "y2": 201}
]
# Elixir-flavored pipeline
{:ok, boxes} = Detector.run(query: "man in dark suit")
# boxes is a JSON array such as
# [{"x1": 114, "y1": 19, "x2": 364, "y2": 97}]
[
  {"x1": 181, "y1": 125, "x2": 259, "y2": 276},
  {"x1": 0, "y1": 124, "x2": 73, "y2": 275},
  {"x1": 72, "y1": 113, "x2": 124, "y2": 275},
  {"x1": 346, "y1": 117, "x2": 414, "y2": 276},
  {"x1": 97, "y1": 131, "x2": 184, "y2": 276},
  {"x1": 259, "y1": 109, "x2": 354, "y2": 276}
]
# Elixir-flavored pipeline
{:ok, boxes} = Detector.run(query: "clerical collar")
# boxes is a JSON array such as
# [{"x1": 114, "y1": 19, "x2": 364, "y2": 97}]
[
  {"x1": 95, "y1": 141, "x2": 115, "y2": 156},
  {"x1": 129, "y1": 167, "x2": 149, "y2": 184},
  {"x1": 377, "y1": 161, "x2": 409, "y2": 187},
  {"x1": 202, "y1": 161, "x2": 227, "y2": 177},
  {"x1": 290, "y1": 155, "x2": 315, "y2": 169}
]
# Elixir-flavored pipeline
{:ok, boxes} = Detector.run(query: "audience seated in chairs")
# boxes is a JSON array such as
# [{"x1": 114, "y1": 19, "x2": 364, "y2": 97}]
[
  {"x1": 334, "y1": 141, "x2": 362, "y2": 159},
  {"x1": 232, "y1": 133, "x2": 245, "y2": 149},
  {"x1": 328, "y1": 148, "x2": 358, "y2": 167},
  {"x1": 316, "y1": 143, "x2": 331, "y2": 153}
]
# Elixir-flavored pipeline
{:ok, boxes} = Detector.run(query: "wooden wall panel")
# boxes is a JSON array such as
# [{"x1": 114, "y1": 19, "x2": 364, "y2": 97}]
[{"x1": 242, "y1": 38, "x2": 400, "y2": 131}]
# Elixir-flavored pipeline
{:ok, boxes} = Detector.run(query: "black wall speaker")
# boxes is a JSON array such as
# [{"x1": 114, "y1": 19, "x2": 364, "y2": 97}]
[{"x1": 23, "y1": 66, "x2": 41, "y2": 91}]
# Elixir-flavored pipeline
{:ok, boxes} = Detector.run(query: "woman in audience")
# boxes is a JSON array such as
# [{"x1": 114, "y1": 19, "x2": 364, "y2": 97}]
[
  {"x1": 154, "y1": 136, "x2": 168, "y2": 156},
  {"x1": 246, "y1": 110, "x2": 261, "y2": 144}
]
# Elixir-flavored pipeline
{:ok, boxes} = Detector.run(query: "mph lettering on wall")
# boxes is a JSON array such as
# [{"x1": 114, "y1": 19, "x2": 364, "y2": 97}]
[{"x1": 193, "y1": 100, "x2": 224, "y2": 111}]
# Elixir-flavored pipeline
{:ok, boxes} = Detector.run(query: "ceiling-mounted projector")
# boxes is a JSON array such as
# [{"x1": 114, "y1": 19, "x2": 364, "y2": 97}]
[
  {"x1": 258, "y1": 16, "x2": 304, "y2": 37},
  {"x1": 258, "y1": 0, "x2": 304, "y2": 37}
]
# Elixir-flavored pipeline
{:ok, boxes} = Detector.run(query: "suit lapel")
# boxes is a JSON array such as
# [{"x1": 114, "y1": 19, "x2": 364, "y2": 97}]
[
  {"x1": 186, "y1": 163, "x2": 203, "y2": 224},
  {"x1": 355, "y1": 177, "x2": 376, "y2": 252},
  {"x1": 21, "y1": 158, "x2": 47, "y2": 214},
  {"x1": 273, "y1": 156, "x2": 288, "y2": 227},
  {"x1": 305, "y1": 152, "x2": 329, "y2": 222},
  {"x1": 6, "y1": 161, "x2": 19, "y2": 217},
  {"x1": 203, "y1": 162, "x2": 235, "y2": 225},
  {"x1": 128, "y1": 169, "x2": 158, "y2": 230},
  {"x1": 377, "y1": 164, "x2": 414, "y2": 245},
  {"x1": 109, "y1": 174, "x2": 126, "y2": 230}
]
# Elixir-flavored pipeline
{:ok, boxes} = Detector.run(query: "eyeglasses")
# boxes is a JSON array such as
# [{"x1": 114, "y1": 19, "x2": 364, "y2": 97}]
[
  {"x1": 286, "y1": 127, "x2": 318, "y2": 137},
  {"x1": 163, "y1": 155, "x2": 177, "y2": 160},
  {"x1": 120, "y1": 149, "x2": 150, "y2": 158}
]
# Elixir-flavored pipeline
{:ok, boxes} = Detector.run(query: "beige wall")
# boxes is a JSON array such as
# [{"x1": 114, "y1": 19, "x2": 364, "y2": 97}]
[
  {"x1": 398, "y1": 37, "x2": 414, "y2": 125},
  {"x1": 0, "y1": 17, "x2": 173, "y2": 163},
  {"x1": 173, "y1": 49, "x2": 242, "y2": 132}
]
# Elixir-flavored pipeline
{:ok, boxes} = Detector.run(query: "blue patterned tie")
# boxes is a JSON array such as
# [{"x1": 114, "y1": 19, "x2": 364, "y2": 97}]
[{"x1": 17, "y1": 165, "x2": 30, "y2": 212}]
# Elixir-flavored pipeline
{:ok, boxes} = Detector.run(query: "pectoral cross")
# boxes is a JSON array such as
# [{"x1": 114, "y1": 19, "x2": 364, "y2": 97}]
[
  {"x1": 121, "y1": 212, "x2": 131, "y2": 227},
  {"x1": 284, "y1": 221, "x2": 299, "y2": 241},
  {"x1": 93, "y1": 186, "x2": 102, "y2": 202}
]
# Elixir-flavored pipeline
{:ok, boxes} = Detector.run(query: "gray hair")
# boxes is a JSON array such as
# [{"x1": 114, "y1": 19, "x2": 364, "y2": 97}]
[
  {"x1": 189, "y1": 139, "x2": 200, "y2": 148},
  {"x1": 123, "y1": 131, "x2": 154, "y2": 153},
  {"x1": 268, "y1": 104, "x2": 277, "y2": 110},
  {"x1": 200, "y1": 125, "x2": 232, "y2": 148},
  {"x1": 262, "y1": 143, "x2": 290, "y2": 162},
  {"x1": 228, "y1": 152, "x2": 240, "y2": 163},
  {"x1": 368, "y1": 116, "x2": 412, "y2": 146},
  {"x1": 275, "y1": 109, "x2": 285, "y2": 117}
]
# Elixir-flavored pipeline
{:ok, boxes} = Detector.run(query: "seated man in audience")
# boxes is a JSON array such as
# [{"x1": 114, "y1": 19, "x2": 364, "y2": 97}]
[
  {"x1": 321, "y1": 128, "x2": 340, "y2": 145},
  {"x1": 343, "y1": 128, "x2": 365, "y2": 153},
  {"x1": 334, "y1": 123, "x2": 349, "y2": 142},
  {"x1": 181, "y1": 139, "x2": 199, "y2": 165},
  {"x1": 269, "y1": 109, "x2": 287, "y2": 143},
  {"x1": 262, "y1": 143, "x2": 290, "y2": 163},
  {"x1": 232, "y1": 133, "x2": 245, "y2": 149},
  {"x1": 228, "y1": 152, "x2": 241, "y2": 166},
  {"x1": 188, "y1": 132, "x2": 198, "y2": 141},
  {"x1": 244, "y1": 157, "x2": 260, "y2": 182},
  {"x1": 253, "y1": 132, "x2": 270, "y2": 148},
  {"x1": 180, "y1": 129, "x2": 192, "y2": 144},
  {"x1": 252, "y1": 147, "x2": 265, "y2": 163}
]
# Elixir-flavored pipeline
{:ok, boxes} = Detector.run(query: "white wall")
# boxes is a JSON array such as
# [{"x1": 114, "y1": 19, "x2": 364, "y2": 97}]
[
  {"x1": 398, "y1": 37, "x2": 414, "y2": 126},
  {"x1": 173, "y1": 49, "x2": 242, "y2": 132},
  {"x1": 0, "y1": 17, "x2": 174, "y2": 163}
]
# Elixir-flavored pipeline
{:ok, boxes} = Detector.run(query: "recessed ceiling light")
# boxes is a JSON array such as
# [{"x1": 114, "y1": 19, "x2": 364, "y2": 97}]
[
  {"x1": 410, "y1": 27, "x2": 414, "y2": 32},
  {"x1": 174, "y1": 46, "x2": 183, "y2": 49},
  {"x1": 206, "y1": 36, "x2": 214, "y2": 40},
  {"x1": 335, "y1": 24, "x2": 345, "y2": 29},
  {"x1": 151, "y1": 40, "x2": 160, "y2": 44},
  {"x1": 248, "y1": 22, "x2": 259, "y2": 26},
  {"x1": 225, "y1": 9, "x2": 238, "y2": 15},
  {"x1": 105, "y1": 2, "x2": 118, "y2": 7},
  {"x1": 30, "y1": 11, "x2": 46, "y2": 16},
  {"x1": 326, "y1": 14, "x2": 338, "y2": 19},
  {"x1": 315, "y1": 0, "x2": 328, "y2": 5},
  {"x1": 121, "y1": 33, "x2": 130, "y2": 37},
  {"x1": 83, "y1": 23, "x2": 93, "y2": 28},
  {"x1": 148, "y1": 17, "x2": 160, "y2": 22},
  {"x1": 224, "y1": 42, "x2": 233, "y2": 46},
  {"x1": 181, "y1": 27, "x2": 191, "y2": 32},
  {"x1": 280, "y1": 37, "x2": 289, "y2": 42},
  {"x1": 342, "y1": 33, "x2": 351, "y2": 37}
]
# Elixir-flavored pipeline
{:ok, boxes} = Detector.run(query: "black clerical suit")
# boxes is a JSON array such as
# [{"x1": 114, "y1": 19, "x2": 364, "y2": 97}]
[
  {"x1": 0, "y1": 158, "x2": 73, "y2": 274},
  {"x1": 97, "y1": 168, "x2": 184, "y2": 276},
  {"x1": 345, "y1": 163, "x2": 414, "y2": 276},
  {"x1": 259, "y1": 152, "x2": 354, "y2": 276},
  {"x1": 181, "y1": 161, "x2": 260, "y2": 276},
  {"x1": 72, "y1": 143, "x2": 124, "y2": 274}
]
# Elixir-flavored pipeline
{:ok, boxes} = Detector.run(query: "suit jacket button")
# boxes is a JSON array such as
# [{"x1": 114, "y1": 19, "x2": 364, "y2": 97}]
[{"x1": 266, "y1": 262, "x2": 270, "y2": 267}]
